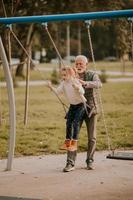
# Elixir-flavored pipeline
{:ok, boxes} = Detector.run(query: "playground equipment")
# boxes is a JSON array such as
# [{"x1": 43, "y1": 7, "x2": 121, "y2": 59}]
[{"x1": 0, "y1": 9, "x2": 133, "y2": 170}]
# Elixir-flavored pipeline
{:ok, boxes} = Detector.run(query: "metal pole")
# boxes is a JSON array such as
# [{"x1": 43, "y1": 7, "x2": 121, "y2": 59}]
[
  {"x1": 0, "y1": 9, "x2": 133, "y2": 25},
  {"x1": 0, "y1": 36, "x2": 16, "y2": 171}
]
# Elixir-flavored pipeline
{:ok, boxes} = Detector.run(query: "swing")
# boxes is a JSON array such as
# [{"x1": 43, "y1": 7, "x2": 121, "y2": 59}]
[
  {"x1": 86, "y1": 19, "x2": 133, "y2": 161},
  {"x1": 42, "y1": 23, "x2": 97, "y2": 119}
]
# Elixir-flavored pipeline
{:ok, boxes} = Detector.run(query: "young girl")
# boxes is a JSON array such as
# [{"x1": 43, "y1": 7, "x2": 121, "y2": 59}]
[{"x1": 47, "y1": 66, "x2": 86, "y2": 151}]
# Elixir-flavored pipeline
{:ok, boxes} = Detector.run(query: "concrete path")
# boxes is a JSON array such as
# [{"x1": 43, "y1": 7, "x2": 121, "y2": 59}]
[{"x1": 0, "y1": 151, "x2": 133, "y2": 200}]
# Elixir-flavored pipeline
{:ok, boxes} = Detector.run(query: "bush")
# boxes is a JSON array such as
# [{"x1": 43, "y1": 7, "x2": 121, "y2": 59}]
[
  {"x1": 51, "y1": 69, "x2": 60, "y2": 85},
  {"x1": 99, "y1": 69, "x2": 108, "y2": 83}
]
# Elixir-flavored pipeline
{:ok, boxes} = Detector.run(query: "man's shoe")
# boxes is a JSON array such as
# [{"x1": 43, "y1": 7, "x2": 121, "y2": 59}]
[
  {"x1": 87, "y1": 161, "x2": 94, "y2": 170},
  {"x1": 63, "y1": 164, "x2": 75, "y2": 172}
]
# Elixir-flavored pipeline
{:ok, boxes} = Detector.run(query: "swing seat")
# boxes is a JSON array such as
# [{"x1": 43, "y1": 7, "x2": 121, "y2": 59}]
[{"x1": 106, "y1": 151, "x2": 133, "y2": 160}]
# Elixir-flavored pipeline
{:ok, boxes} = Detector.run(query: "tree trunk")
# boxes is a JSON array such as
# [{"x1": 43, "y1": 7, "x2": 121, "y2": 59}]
[
  {"x1": 24, "y1": 45, "x2": 31, "y2": 125},
  {"x1": 66, "y1": 22, "x2": 70, "y2": 62},
  {"x1": 15, "y1": 24, "x2": 34, "y2": 77},
  {"x1": 56, "y1": 24, "x2": 61, "y2": 70},
  {"x1": 15, "y1": 51, "x2": 26, "y2": 78},
  {"x1": 121, "y1": 57, "x2": 126, "y2": 74},
  {"x1": 78, "y1": 23, "x2": 81, "y2": 55}
]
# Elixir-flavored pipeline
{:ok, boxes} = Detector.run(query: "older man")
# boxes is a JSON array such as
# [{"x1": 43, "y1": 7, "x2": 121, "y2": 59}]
[{"x1": 63, "y1": 55, "x2": 102, "y2": 172}]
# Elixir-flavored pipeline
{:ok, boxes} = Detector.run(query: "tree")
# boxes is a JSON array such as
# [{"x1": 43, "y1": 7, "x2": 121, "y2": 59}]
[
  {"x1": 114, "y1": 19, "x2": 130, "y2": 72},
  {"x1": 0, "y1": 0, "x2": 50, "y2": 77},
  {"x1": 0, "y1": 0, "x2": 132, "y2": 77}
]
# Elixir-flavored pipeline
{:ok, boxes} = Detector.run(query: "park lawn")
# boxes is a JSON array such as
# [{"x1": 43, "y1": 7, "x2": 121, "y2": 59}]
[
  {"x1": 90, "y1": 61, "x2": 133, "y2": 72},
  {"x1": 32, "y1": 61, "x2": 133, "y2": 72},
  {"x1": 0, "y1": 61, "x2": 133, "y2": 82},
  {"x1": 0, "y1": 82, "x2": 133, "y2": 158}
]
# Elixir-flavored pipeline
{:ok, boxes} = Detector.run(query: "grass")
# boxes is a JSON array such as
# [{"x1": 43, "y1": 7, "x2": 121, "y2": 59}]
[
  {"x1": 0, "y1": 61, "x2": 133, "y2": 82},
  {"x1": 0, "y1": 81, "x2": 133, "y2": 159},
  {"x1": 89, "y1": 61, "x2": 133, "y2": 72}
]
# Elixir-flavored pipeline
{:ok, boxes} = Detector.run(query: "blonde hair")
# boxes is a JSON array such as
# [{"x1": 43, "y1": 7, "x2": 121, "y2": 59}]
[
  {"x1": 75, "y1": 55, "x2": 88, "y2": 64},
  {"x1": 61, "y1": 66, "x2": 78, "y2": 78}
]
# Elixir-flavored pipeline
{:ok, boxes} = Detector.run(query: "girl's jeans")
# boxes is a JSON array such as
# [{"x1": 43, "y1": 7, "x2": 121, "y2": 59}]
[{"x1": 66, "y1": 103, "x2": 85, "y2": 140}]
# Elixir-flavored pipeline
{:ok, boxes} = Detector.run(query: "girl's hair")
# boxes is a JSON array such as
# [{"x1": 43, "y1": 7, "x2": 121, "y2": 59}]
[{"x1": 61, "y1": 66, "x2": 79, "y2": 78}]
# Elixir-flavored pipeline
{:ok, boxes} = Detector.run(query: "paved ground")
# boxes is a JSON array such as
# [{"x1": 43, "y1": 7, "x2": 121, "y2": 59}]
[{"x1": 0, "y1": 151, "x2": 133, "y2": 200}]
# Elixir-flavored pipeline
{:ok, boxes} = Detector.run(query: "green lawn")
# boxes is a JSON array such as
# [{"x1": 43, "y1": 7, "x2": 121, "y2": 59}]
[{"x1": 0, "y1": 81, "x2": 133, "y2": 158}]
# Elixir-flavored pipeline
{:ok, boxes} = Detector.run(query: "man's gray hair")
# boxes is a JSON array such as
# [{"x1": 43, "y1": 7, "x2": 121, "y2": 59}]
[{"x1": 75, "y1": 55, "x2": 88, "y2": 64}]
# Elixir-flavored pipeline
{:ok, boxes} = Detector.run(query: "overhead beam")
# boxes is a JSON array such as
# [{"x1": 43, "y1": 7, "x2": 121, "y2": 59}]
[{"x1": 0, "y1": 9, "x2": 133, "y2": 25}]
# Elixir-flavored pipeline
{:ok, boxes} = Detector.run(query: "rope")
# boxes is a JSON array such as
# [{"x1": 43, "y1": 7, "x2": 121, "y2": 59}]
[
  {"x1": 42, "y1": 23, "x2": 66, "y2": 67},
  {"x1": 48, "y1": 85, "x2": 68, "y2": 114},
  {"x1": 85, "y1": 20, "x2": 112, "y2": 152}
]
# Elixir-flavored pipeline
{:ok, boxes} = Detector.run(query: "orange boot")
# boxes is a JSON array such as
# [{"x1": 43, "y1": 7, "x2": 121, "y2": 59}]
[
  {"x1": 60, "y1": 139, "x2": 71, "y2": 150},
  {"x1": 68, "y1": 140, "x2": 77, "y2": 151}
]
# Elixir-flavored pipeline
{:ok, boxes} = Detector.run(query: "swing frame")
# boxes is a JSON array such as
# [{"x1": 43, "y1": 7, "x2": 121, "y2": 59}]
[{"x1": 0, "y1": 9, "x2": 133, "y2": 170}]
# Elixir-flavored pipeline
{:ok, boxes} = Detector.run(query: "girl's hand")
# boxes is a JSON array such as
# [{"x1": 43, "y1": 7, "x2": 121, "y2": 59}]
[
  {"x1": 72, "y1": 83, "x2": 80, "y2": 90},
  {"x1": 78, "y1": 79, "x2": 87, "y2": 86},
  {"x1": 46, "y1": 80, "x2": 52, "y2": 88}
]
